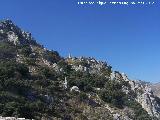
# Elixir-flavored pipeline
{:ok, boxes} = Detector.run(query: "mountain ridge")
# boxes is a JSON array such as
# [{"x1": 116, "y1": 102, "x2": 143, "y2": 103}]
[{"x1": 0, "y1": 19, "x2": 160, "y2": 120}]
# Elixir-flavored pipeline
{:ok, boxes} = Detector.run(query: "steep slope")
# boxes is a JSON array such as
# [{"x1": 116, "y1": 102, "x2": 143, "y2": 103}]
[{"x1": 0, "y1": 19, "x2": 160, "y2": 120}]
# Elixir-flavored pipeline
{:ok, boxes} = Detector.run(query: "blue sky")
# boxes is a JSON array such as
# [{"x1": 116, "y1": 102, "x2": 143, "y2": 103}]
[{"x1": 0, "y1": 0, "x2": 160, "y2": 83}]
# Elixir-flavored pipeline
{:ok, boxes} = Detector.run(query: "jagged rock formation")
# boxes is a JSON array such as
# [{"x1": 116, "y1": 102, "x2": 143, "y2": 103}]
[
  {"x1": 0, "y1": 19, "x2": 37, "y2": 46},
  {"x1": 136, "y1": 84, "x2": 160, "y2": 118},
  {"x1": 121, "y1": 74, "x2": 160, "y2": 118},
  {"x1": 0, "y1": 19, "x2": 160, "y2": 120},
  {"x1": 66, "y1": 56, "x2": 111, "y2": 76}
]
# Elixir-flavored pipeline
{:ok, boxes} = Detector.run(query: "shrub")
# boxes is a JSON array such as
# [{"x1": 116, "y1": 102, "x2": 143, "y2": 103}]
[
  {"x1": 99, "y1": 80, "x2": 126, "y2": 108},
  {"x1": 78, "y1": 92, "x2": 88, "y2": 101},
  {"x1": 0, "y1": 42, "x2": 16, "y2": 59},
  {"x1": 20, "y1": 45, "x2": 32, "y2": 57}
]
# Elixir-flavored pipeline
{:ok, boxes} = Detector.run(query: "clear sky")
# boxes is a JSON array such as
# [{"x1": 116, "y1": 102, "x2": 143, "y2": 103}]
[{"x1": 0, "y1": 0, "x2": 160, "y2": 83}]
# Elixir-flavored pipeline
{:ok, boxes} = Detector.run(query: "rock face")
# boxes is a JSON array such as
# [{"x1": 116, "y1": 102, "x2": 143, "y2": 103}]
[
  {"x1": 120, "y1": 73, "x2": 160, "y2": 118},
  {"x1": 66, "y1": 56, "x2": 111, "y2": 76},
  {"x1": 136, "y1": 85, "x2": 160, "y2": 118},
  {"x1": 0, "y1": 19, "x2": 37, "y2": 46},
  {"x1": 109, "y1": 72, "x2": 160, "y2": 119}
]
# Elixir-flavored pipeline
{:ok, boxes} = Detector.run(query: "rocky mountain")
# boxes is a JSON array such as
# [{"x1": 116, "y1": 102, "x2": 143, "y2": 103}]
[{"x1": 0, "y1": 19, "x2": 160, "y2": 120}]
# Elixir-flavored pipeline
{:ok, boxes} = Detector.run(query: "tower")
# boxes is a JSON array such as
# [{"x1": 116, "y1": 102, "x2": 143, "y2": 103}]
[{"x1": 68, "y1": 53, "x2": 71, "y2": 59}]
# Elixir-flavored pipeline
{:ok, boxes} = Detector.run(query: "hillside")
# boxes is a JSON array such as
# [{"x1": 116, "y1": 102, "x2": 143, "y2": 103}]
[{"x1": 0, "y1": 19, "x2": 160, "y2": 120}]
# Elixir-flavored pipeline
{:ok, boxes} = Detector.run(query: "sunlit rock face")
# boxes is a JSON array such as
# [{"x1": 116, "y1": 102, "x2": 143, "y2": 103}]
[
  {"x1": 136, "y1": 85, "x2": 160, "y2": 118},
  {"x1": 0, "y1": 19, "x2": 37, "y2": 46},
  {"x1": 129, "y1": 80, "x2": 160, "y2": 118},
  {"x1": 7, "y1": 31, "x2": 19, "y2": 45},
  {"x1": 112, "y1": 72, "x2": 160, "y2": 118},
  {"x1": 66, "y1": 56, "x2": 111, "y2": 75}
]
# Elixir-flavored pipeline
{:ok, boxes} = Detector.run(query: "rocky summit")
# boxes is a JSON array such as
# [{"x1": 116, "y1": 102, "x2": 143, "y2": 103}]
[{"x1": 0, "y1": 19, "x2": 160, "y2": 120}]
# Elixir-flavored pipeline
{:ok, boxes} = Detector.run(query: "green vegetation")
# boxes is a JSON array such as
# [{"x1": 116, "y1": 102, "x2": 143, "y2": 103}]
[
  {"x1": 67, "y1": 71, "x2": 109, "y2": 92},
  {"x1": 0, "y1": 60, "x2": 29, "y2": 79},
  {"x1": 19, "y1": 45, "x2": 32, "y2": 57},
  {"x1": 0, "y1": 42, "x2": 16, "y2": 59},
  {"x1": 0, "y1": 60, "x2": 67, "y2": 119},
  {"x1": 99, "y1": 80, "x2": 127, "y2": 109}
]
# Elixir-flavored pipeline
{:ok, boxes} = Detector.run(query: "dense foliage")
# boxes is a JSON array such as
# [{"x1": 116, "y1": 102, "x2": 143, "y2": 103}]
[
  {"x1": 0, "y1": 59, "x2": 66, "y2": 119},
  {"x1": 0, "y1": 42, "x2": 16, "y2": 59}
]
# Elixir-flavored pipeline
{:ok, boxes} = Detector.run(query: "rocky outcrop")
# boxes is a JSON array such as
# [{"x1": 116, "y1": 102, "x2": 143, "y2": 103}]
[
  {"x1": 119, "y1": 73, "x2": 160, "y2": 119},
  {"x1": 136, "y1": 85, "x2": 160, "y2": 118},
  {"x1": 0, "y1": 19, "x2": 38, "y2": 46},
  {"x1": 109, "y1": 72, "x2": 160, "y2": 118},
  {"x1": 66, "y1": 55, "x2": 111, "y2": 76}
]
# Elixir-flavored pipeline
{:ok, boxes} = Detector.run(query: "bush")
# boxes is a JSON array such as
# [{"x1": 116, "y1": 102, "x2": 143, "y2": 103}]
[
  {"x1": 0, "y1": 61, "x2": 29, "y2": 79},
  {"x1": 39, "y1": 67, "x2": 56, "y2": 80},
  {"x1": 99, "y1": 80, "x2": 126, "y2": 108},
  {"x1": 0, "y1": 42, "x2": 16, "y2": 59},
  {"x1": 20, "y1": 45, "x2": 32, "y2": 57},
  {"x1": 78, "y1": 92, "x2": 88, "y2": 101}
]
